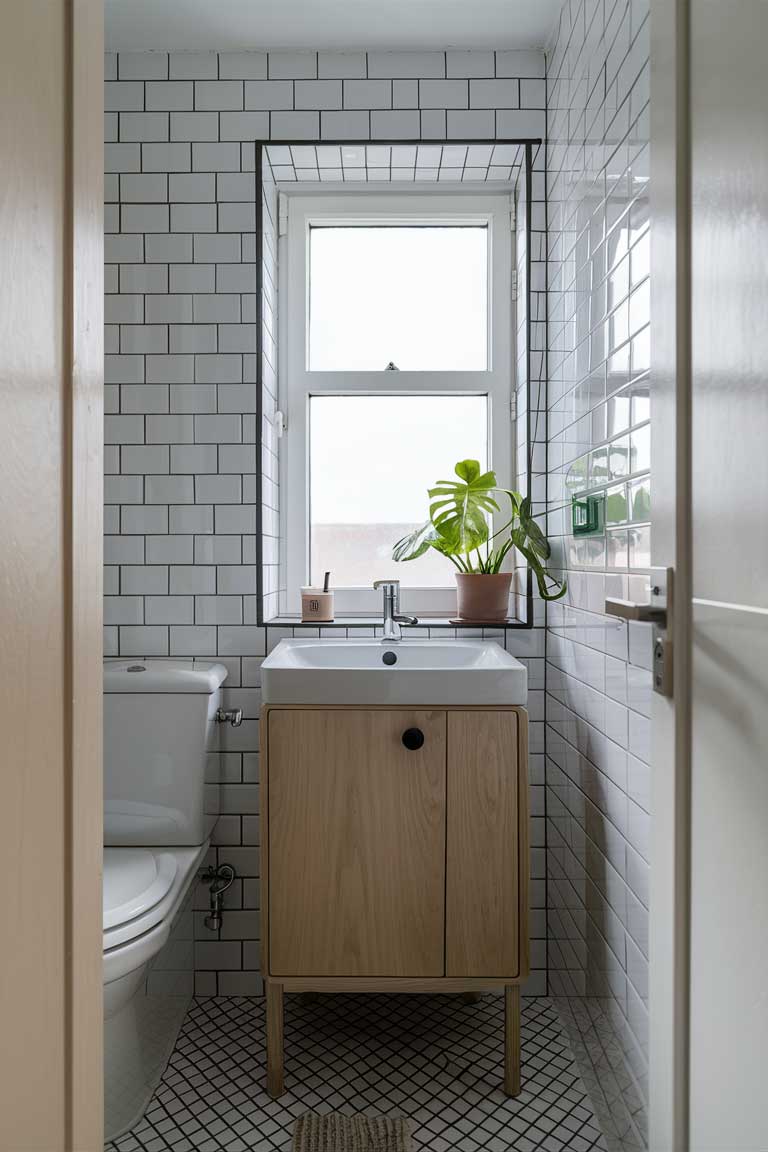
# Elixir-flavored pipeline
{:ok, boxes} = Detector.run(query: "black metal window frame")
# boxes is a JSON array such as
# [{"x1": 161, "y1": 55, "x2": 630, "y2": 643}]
[{"x1": 254, "y1": 138, "x2": 540, "y2": 630}]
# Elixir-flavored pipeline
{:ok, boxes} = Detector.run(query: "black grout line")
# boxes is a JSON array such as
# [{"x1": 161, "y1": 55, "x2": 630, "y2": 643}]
[
  {"x1": 106, "y1": 50, "x2": 614, "y2": 1002},
  {"x1": 105, "y1": 996, "x2": 607, "y2": 1152}
]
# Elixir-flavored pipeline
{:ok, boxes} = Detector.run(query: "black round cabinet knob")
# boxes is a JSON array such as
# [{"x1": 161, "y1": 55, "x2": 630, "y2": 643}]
[{"x1": 402, "y1": 727, "x2": 425, "y2": 751}]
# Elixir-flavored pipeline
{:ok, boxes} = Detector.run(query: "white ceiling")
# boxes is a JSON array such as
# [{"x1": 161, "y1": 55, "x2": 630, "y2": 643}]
[{"x1": 105, "y1": 0, "x2": 560, "y2": 52}]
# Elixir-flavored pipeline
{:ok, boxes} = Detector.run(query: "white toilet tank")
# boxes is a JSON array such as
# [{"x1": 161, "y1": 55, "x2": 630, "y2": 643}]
[{"x1": 104, "y1": 660, "x2": 228, "y2": 846}]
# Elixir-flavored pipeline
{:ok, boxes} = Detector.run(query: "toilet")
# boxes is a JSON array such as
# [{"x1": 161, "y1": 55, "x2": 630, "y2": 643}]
[{"x1": 102, "y1": 659, "x2": 228, "y2": 1141}]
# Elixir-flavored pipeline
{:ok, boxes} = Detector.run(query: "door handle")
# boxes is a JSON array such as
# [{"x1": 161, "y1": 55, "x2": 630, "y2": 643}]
[
  {"x1": 605, "y1": 568, "x2": 674, "y2": 698},
  {"x1": 604, "y1": 598, "x2": 667, "y2": 625}
]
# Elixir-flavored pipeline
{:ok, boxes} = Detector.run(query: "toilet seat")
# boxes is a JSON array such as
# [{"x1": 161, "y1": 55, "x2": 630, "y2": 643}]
[
  {"x1": 104, "y1": 848, "x2": 177, "y2": 933},
  {"x1": 103, "y1": 845, "x2": 205, "y2": 957}
]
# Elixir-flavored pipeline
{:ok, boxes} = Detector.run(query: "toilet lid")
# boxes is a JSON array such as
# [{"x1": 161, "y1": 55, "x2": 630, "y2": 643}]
[{"x1": 103, "y1": 848, "x2": 178, "y2": 932}]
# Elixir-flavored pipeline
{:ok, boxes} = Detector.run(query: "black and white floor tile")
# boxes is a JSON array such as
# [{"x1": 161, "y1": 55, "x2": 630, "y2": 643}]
[{"x1": 106, "y1": 995, "x2": 607, "y2": 1152}]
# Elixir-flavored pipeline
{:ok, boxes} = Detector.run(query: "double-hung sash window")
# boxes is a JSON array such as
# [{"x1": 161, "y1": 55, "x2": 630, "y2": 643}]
[{"x1": 279, "y1": 192, "x2": 514, "y2": 618}]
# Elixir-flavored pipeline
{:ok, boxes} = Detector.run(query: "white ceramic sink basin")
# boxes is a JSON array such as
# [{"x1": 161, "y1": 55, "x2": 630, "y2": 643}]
[{"x1": 261, "y1": 638, "x2": 527, "y2": 706}]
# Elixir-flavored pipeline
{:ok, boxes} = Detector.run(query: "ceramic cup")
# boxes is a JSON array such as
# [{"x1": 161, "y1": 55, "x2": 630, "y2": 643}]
[{"x1": 300, "y1": 587, "x2": 335, "y2": 623}]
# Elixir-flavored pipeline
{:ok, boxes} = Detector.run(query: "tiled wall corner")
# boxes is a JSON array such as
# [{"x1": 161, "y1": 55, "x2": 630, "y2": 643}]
[
  {"x1": 545, "y1": 0, "x2": 651, "y2": 1145},
  {"x1": 511, "y1": 137, "x2": 546, "y2": 638}
]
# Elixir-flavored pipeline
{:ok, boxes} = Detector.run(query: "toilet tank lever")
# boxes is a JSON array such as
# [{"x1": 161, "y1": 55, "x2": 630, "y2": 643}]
[{"x1": 216, "y1": 706, "x2": 243, "y2": 727}]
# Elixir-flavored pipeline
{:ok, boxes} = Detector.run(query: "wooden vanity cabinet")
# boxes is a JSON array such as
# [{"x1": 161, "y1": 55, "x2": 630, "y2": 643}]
[{"x1": 260, "y1": 704, "x2": 529, "y2": 1098}]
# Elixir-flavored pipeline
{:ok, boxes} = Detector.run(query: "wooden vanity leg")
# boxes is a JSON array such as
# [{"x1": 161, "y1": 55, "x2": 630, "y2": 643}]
[
  {"x1": 266, "y1": 981, "x2": 284, "y2": 1098},
  {"x1": 504, "y1": 985, "x2": 521, "y2": 1097}
]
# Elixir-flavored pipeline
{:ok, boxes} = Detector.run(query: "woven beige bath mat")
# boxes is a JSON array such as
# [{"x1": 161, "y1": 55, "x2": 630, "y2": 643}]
[{"x1": 292, "y1": 1113, "x2": 412, "y2": 1151}]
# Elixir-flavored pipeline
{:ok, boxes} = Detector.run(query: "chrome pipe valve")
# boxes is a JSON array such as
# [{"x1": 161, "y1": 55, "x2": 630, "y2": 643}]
[{"x1": 216, "y1": 707, "x2": 243, "y2": 727}]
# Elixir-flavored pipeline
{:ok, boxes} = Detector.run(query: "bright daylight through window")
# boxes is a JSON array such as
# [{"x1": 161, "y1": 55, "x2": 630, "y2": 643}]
[
  {"x1": 308, "y1": 226, "x2": 488, "y2": 371},
  {"x1": 310, "y1": 394, "x2": 488, "y2": 588}
]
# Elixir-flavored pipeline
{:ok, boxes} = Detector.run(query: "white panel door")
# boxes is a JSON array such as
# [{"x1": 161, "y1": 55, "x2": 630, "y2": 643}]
[
  {"x1": 650, "y1": 3, "x2": 768, "y2": 1150},
  {"x1": 688, "y1": 3, "x2": 768, "y2": 1150}
]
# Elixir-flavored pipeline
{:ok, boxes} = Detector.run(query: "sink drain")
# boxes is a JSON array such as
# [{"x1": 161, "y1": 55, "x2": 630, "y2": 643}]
[{"x1": 382, "y1": 651, "x2": 397, "y2": 666}]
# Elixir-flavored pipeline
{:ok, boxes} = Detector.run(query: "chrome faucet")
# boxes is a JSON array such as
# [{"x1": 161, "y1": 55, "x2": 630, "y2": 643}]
[{"x1": 373, "y1": 579, "x2": 418, "y2": 642}]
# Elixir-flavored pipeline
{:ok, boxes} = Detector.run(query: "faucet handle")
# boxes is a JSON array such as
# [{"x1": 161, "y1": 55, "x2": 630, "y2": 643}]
[{"x1": 373, "y1": 579, "x2": 400, "y2": 614}]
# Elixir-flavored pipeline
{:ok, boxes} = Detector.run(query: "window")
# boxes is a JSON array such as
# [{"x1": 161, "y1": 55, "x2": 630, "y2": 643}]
[
  {"x1": 279, "y1": 193, "x2": 514, "y2": 618},
  {"x1": 308, "y1": 226, "x2": 488, "y2": 371},
  {"x1": 310, "y1": 394, "x2": 489, "y2": 589}
]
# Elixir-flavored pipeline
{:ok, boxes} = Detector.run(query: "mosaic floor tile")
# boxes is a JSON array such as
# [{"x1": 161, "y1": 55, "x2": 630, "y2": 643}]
[{"x1": 106, "y1": 995, "x2": 607, "y2": 1152}]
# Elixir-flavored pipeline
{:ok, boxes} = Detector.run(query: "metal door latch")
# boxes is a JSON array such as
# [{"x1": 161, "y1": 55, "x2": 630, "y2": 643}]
[
  {"x1": 605, "y1": 567, "x2": 673, "y2": 698},
  {"x1": 653, "y1": 632, "x2": 672, "y2": 698}
]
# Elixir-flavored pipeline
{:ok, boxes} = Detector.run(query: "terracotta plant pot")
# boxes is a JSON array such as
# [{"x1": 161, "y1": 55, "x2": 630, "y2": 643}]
[{"x1": 455, "y1": 572, "x2": 513, "y2": 622}]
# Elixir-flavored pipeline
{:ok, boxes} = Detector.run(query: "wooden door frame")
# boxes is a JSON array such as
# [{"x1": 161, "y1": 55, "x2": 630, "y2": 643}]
[
  {"x1": 71, "y1": 0, "x2": 106, "y2": 1144},
  {"x1": 649, "y1": 0, "x2": 692, "y2": 1149},
  {"x1": 0, "y1": 1, "x2": 104, "y2": 1148}
]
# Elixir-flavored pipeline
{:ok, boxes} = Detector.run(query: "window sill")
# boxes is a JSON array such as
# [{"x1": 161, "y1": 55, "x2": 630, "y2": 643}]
[{"x1": 263, "y1": 615, "x2": 529, "y2": 630}]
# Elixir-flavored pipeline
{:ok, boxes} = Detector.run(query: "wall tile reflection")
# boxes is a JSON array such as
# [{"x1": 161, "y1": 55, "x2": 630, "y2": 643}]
[{"x1": 546, "y1": 0, "x2": 651, "y2": 1146}]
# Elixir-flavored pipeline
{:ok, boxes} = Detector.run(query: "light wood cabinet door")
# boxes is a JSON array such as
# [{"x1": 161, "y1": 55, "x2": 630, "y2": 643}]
[
  {"x1": 446, "y1": 711, "x2": 520, "y2": 977},
  {"x1": 267, "y1": 709, "x2": 446, "y2": 977}
]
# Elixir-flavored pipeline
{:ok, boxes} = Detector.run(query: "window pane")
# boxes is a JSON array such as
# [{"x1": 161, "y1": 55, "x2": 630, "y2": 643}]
[
  {"x1": 309, "y1": 395, "x2": 488, "y2": 588},
  {"x1": 308, "y1": 226, "x2": 488, "y2": 371}
]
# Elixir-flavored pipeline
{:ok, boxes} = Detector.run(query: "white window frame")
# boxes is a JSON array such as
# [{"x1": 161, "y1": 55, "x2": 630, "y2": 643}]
[{"x1": 278, "y1": 191, "x2": 515, "y2": 618}]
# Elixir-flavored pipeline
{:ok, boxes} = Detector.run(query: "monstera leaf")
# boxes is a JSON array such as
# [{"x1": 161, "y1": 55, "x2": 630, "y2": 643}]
[
  {"x1": 392, "y1": 520, "x2": 466, "y2": 565},
  {"x1": 510, "y1": 528, "x2": 567, "y2": 600},
  {"x1": 393, "y1": 460, "x2": 498, "y2": 564},
  {"x1": 392, "y1": 519, "x2": 444, "y2": 563},
  {"x1": 428, "y1": 459, "x2": 499, "y2": 554},
  {"x1": 391, "y1": 455, "x2": 567, "y2": 602},
  {"x1": 518, "y1": 496, "x2": 550, "y2": 561}
]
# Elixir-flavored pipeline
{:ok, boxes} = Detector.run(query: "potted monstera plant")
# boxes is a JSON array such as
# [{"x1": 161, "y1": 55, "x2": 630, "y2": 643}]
[{"x1": 392, "y1": 458, "x2": 566, "y2": 622}]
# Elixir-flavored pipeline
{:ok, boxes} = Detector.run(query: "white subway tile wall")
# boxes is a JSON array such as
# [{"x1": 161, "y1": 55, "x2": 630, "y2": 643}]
[
  {"x1": 263, "y1": 141, "x2": 526, "y2": 184},
  {"x1": 104, "y1": 48, "x2": 548, "y2": 999},
  {"x1": 546, "y1": 0, "x2": 650, "y2": 1146}
]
